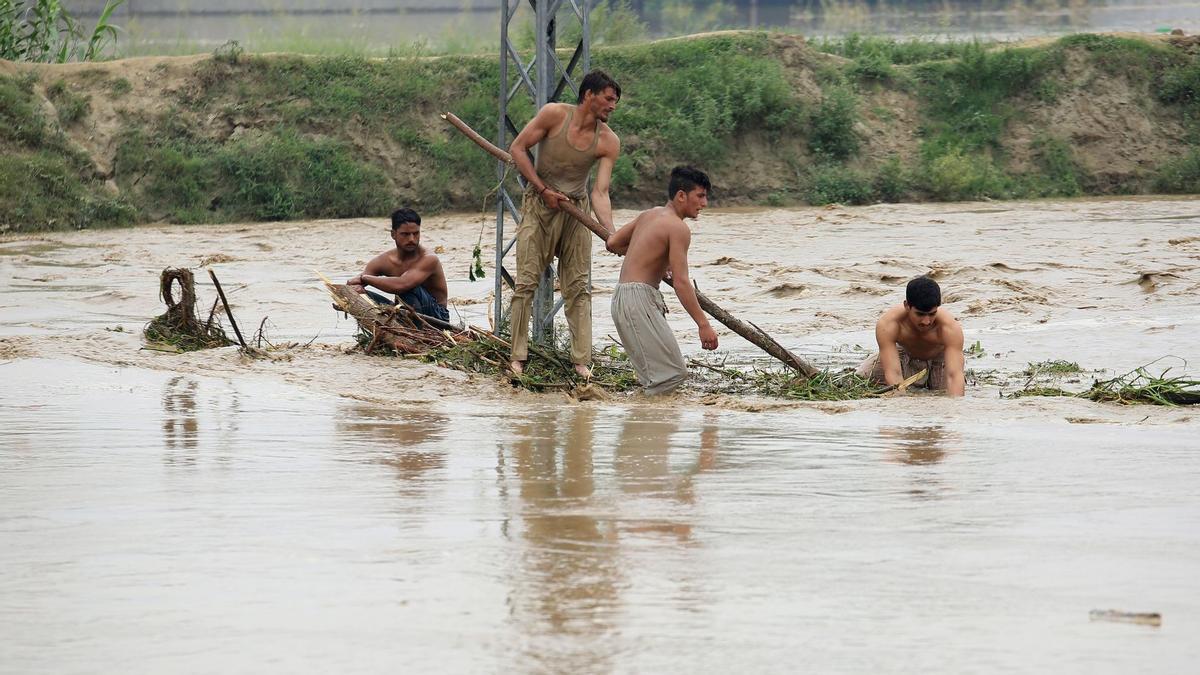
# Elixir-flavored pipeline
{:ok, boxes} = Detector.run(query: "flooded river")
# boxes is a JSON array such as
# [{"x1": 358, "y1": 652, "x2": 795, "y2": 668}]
[{"x1": 2, "y1": 198, "x2": 1199, "y2": 671}]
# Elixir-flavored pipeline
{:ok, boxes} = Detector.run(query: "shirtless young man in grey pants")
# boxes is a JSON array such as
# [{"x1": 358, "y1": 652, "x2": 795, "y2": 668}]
[{"x1": 605, "y1": 166, "x2": 719, "y2": 395}]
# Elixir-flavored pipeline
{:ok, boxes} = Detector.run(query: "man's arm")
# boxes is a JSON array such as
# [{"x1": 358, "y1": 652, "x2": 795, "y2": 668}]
[
  {"x1": 360, "y1": 256, "x2": 438, "y2": 295},
  {"x1": 667, "y1": 224, "x2": 718, "y2": 351},
  {"x1": 347, "y1": 254, "x2": 388, "y2": 291},
  {"x1": 590, "y1": 134, "x2": 620, "y2": 234},
  {"x1": 875, "y1": 318, "x2": 904, "y2": 386},
  {"x1": 942, "y1": 323, "x2": 966, "y2": 397},
  {"x1": 605, "y1": 210, "x2": 643, "y2": 256},
  {"x1": 509, "y1": 105, "x2": 568, "y2": 209}
]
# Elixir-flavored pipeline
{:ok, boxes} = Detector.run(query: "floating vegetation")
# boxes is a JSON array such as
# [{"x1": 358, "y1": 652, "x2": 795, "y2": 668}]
[
  {"x1": 1022, "y1": 359, "x2": 1083, "y2": 377},
  {"x1": 426, "y1": 337, "x2": 641, "y2": 393},
  {"x1": 143, "y1": 267, "x2": 233, "y2": 351},
  {"x1": 1008, "y1": 364, "x2": 1200, "y2": 406}
]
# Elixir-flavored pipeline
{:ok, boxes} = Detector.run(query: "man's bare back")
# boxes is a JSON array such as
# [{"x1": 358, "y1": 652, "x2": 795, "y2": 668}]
[{"x1": 615, "y1": 206, "x2": 683, "y2": 286}]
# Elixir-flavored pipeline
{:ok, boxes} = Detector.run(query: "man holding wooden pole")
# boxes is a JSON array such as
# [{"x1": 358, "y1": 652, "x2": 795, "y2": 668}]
[
  {"x1": 506, "y1": 70, "x2": 622, "y2": 378},
  {"x1": 606, "y1": 166, "x2": 719, "y2": 395}
]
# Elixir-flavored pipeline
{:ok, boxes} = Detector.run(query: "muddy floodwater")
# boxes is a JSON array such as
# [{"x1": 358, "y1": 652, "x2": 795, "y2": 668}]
[{"x1": 2, "y1": 198, "x2": 1199, "y2": 672}]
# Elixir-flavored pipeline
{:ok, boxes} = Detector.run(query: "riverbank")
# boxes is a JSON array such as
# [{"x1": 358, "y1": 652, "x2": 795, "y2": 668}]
[{"x1": 2, "y1": 31, "x2": 1199, "y2": 232}]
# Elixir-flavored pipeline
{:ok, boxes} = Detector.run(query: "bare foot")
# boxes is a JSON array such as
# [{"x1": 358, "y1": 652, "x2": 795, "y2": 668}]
[
  {"x1": 509, "y1": 360, "x2": 525, "y2": 375},
  {"x1": 573, "y1": 363, "x2": 592, "y2": 380}
]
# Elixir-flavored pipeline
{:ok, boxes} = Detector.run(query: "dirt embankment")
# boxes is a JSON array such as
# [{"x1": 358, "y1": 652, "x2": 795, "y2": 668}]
[{"x1": 1, "y1": 32, "x2": 1197, "y2": 231}]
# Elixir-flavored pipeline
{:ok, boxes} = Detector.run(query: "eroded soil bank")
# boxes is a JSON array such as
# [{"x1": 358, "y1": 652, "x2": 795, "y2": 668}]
[{"x1": 2, "y1": 31, "x2": 1199, "y2": 231}]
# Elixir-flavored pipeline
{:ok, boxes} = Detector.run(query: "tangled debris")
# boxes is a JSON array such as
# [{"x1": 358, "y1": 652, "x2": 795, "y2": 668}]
[{"x1": 143, "y1": 268, "x2": 233, "y2": 351}]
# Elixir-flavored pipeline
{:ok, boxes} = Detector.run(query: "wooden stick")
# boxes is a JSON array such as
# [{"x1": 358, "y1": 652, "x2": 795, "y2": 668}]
[
  {"x1": 873, "y1": 368, "x2": 929, "y2": 396},
  {"x1": 440, "y1": 111, "x2": 819, "y2": 377},
  {"x1": 207, "y1": 269, "x2": 249, "y2": 351}
]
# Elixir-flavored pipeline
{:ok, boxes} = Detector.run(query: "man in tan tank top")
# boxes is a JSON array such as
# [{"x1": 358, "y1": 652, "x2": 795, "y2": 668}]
[{"x1": 506, "y1": 70, "x2": 622, "y2": 378}]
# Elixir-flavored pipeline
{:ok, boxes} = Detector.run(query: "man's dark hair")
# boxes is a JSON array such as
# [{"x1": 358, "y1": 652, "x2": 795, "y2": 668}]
[
  {"x1": 906, "y1": 276, "x2": 942, "y2": 311},
  {"x1": 577, "y1": 69, "x2": 621, "y2": 103},
  {"x1": 667, "y1": 165, "x2": 711, "y2": 200},
  {"x1": 391, "y1": 208, "x2": 421, "y2": 230}
]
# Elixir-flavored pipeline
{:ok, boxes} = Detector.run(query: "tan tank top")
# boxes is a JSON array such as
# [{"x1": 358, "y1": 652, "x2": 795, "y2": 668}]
[{"x1": 535, "y1": 107, "x2": 600, "y2": 199}]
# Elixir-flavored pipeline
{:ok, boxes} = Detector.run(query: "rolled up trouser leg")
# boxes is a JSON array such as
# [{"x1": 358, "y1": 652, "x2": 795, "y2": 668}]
[{"x1": 611, "y1": 282, "x2": 688, "y2": 396}]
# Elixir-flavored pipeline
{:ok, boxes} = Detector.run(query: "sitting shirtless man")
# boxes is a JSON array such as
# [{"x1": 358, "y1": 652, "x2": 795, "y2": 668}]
[
  {"x1": 348, "y1": 207, "x2": 450, "y2": 322},
  {"x1": 605, "y1": 166, "x2": 719, "y2": 395},
  {"x1": 857, "y1": 276, "x2": 965, "y2": 396}
]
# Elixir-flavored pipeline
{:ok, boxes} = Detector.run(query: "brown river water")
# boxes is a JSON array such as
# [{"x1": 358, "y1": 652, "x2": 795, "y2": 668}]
[{"x1": 2, "y1": 198, "x2": 1199, "y2": 671}]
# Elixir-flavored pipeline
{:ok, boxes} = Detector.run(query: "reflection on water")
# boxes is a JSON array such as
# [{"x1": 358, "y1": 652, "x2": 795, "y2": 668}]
[
  {"x1": 880, "y1": 425, "x2": 959, "y2": 501},
  {"x1": 507, "y1": 408, "x2": 620, "y2": 671},
  {"x1": 162, "y1": 376, "x2": 198, "y2": 455},
  {"x1": 3, "y1": 360, "x2": 1199, "y2": 672},
  {"x1": 882, "y1": 425, "x2": 957, "y2": 466},
  {"x1": 338, "y1": 405, "x2": 448, "y2": 488},
  {"x1": 501, "y1": 407, "x2": 720, "y2": 670}
]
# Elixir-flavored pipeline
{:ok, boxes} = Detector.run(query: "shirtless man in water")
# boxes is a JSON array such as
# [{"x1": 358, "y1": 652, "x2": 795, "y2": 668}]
[
  {"x1": 857, "y1": 276, "x2": 965, "y2": 396},
  {"x1": 605, "y1": 166, "x2": 718, "y2": 395},
  {"x1": 347, "y1": 207, "x2": 450, "y2": 322}
]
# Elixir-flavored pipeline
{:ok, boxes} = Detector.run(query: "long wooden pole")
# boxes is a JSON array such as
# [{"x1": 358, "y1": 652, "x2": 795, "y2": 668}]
[{"x1": 441, "y1": 112, "x2": 820, "y2": 377}]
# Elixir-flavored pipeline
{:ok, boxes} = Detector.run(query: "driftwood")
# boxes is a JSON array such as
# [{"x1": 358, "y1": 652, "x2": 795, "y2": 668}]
[
  {"x1": 440, "y1": 111, "x2": 819, "y2": 377},
  {"x1": 207, "y1": 269, "x2": 249, "y2": 351},
  {"x1": 323, "y1": 277, "x2": 470, "y2": 355},
  {"x1": 143, "y1": 268, "x2": 233, "y2": 351}
]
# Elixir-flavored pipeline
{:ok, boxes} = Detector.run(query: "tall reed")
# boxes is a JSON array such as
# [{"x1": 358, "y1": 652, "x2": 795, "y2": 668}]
[{"x1": 0, "y1": 0, "x2": 124, "y2": 63}]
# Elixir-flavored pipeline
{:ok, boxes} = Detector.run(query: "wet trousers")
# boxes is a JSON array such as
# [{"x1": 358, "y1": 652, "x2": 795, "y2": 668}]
[
  {"x1": 611, "y1": 282, "x2": 688, "y2": 396},
  {"x1": 509, "y1": 189, "x2": 592, "y2": 365}
]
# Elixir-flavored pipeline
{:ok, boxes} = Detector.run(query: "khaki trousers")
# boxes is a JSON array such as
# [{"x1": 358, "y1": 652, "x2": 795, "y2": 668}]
[{"x1": 509, "y1": 189, "x2": 593, "y2": 365}]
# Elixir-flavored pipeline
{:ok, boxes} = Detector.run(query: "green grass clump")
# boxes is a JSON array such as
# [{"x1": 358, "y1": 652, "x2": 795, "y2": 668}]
[
  {"x1": 106, "y1": 77, "x2": 132, "y2": 97},
  {"x1": 1009, "y1": 365, "x2": 1200, "y2": 406},
  {"x1": 742, "y1": 368, "x2": 881, "y2": 401},
  {"x1": 812, "y1": 34, "x2": 987, "y2": 66},
  {"x1": 46, "y1": 79, "x2": 90, "y2": 126},
  {"x1": 915, "y1": 42, "x2": 1062, "y2": 157},
  {"x1": 1022, "y1": 359, "x2": 1083, "y2": 377}
]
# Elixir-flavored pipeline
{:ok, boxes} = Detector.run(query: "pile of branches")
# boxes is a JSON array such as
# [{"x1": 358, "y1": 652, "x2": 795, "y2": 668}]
[{"x1": 144, "y1": 268, "x2": 233, "y2": 351}]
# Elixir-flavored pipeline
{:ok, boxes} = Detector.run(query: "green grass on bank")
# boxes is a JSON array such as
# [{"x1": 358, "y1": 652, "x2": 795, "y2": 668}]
[
  {"x1": 0, "y1": 74, "x2": 134, "y2": 231},
  {"x1": 2, "y1": 31, "x2": 1198, "y2": 231}
]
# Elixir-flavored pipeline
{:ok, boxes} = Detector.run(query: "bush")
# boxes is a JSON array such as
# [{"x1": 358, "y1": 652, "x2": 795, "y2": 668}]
[
  {"x1": 921, "y1": 151, "x2": 1010, "y2": 201},
  {"x1": 873, "y1": 157, "x2": 910, "y2": 202},
  {"x1": 46, "y1": 79, "x2": 90, "y2": 126},
  {"x1": 804, "y1": 163, "x2": 874, "y2": 205},
  {"x1": 1153, "y1": 150, "x2": 1200, "y2": 194},
  {"x1": 807, "y1": 85, "x2": 859, "y2": 160},
  {"x1": 1029, "y1": 135, "x2": 1082, "y2": 197}
]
